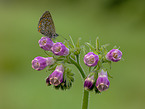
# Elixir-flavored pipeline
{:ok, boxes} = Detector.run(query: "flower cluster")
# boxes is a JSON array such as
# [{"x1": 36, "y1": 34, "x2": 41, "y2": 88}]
[
  {"x1": 32, "y1": 35, "x2": 122, "y2": 93},
  {"x1": 83, "y1": 48, "x2": 122, "y2": 93},
  {"x1": 32, "y1": 36, "x2": 74, "y2": 90}
]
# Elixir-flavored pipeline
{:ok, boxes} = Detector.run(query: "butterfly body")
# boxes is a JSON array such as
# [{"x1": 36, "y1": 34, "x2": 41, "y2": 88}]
[{"x1": 38, "y1": 11, "x2": 58, "y2": 38}]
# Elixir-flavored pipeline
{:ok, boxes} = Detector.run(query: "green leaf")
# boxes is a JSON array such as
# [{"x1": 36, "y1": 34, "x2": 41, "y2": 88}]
[{"x1": 108, "y1": 72, "x2": 113, "y2": 79}]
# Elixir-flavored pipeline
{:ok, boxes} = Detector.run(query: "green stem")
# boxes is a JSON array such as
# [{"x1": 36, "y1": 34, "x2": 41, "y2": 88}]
[
  {"x1": 69, "y1": 57, "x2": 86, "y2": 79},
  {"x1": 76, "y1": 55, "x2": 80, "y2": 65},
  {"x1": 69, "y1": 56, "x2": 89, "y2": 109},
  {"x1": 82, "y1": 90, "x2": 89, "y2": 109}
]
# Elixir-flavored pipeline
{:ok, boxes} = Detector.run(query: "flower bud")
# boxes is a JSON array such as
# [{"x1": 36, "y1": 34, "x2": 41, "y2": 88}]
[
  {"x1": 32, "y1": 56, "x2": 48, "y2": 71},
  {"x1": 84, "y1": 52, "x2": 99, "y2": 67},
  {"x1": 46, "y1": 64, "x2": 64, "y2": 86},
  {"x1": 51, "y1": 42, "x2": 69, "y2": 56},
  {"x1": 32, "y1": 56, "x2": 55, "y2": 71},
  {"x1": 96, "y1": 69, "x2": 110, "y2": 92},
  {"x1": 84, "y1": 74, "x2": 94, "y2": 90},
  {"x1": 38, "y1": 37, "x2": 54, "y2": 51},
  {"x1": 106, "y1": 49, "x2": 122, "y2": 62}
]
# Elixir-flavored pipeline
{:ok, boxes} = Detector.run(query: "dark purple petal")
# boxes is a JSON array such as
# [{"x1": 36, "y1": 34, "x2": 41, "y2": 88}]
[{"x1": 84, "y1": 75, "x2": 94, "y2": 90}]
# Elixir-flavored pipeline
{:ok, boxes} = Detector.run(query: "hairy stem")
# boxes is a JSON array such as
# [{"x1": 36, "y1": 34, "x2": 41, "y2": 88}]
[
  {"x1": 82, "y1": 90, "x2": 89, "y2": 109},
  {"x1": 69, "y1": 57, "x2": 86, "y2": 79},
  {"x1": 76, "y1": 55, "x2": 80, "y2": 65},
  {"x1": 69, "y1": 56, "x2": 89, "y2": 109}
]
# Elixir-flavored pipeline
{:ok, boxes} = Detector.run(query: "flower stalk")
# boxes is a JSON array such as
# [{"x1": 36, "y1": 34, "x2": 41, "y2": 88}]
[
  {"x1": 82, "y1": 90, "x2": 89, "y2": 109},
  {"x1": 69, "y1": 55, "x2": 89, "y2": 109}
]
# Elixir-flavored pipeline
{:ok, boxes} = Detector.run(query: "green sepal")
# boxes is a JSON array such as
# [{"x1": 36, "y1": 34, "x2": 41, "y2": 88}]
[
  {"x1": 113, "y1": 45, "x2": 119, "y2": 49},
  {"x1": 100, "y1": 44, "x2": 109, "y2": 54},
  {"x1": 63, "y1": 67, "x2": 74, "y2": 89},
  {"x1": 44, "y1": 50, "x2": 53, "y2": 57},
  {"x1": 96, "y1": 37, "x2": 99, "y2": 52},
  {"x1": 108, "y1": 71, "x2": 113, "y2": 79},
  {"x1": 76, "y1": 37, "x2": 81, "y2": 48},
  {"x1": 74, "y1": 48, "x2": 81, "y2": 55},
  {"x1": 63, "y1": 37, "x2": 74, "y2": 49},
  {"x1": 70, "y1": 54, "x2": 76, "y2": 61},
  {"x1": 46, "y1": 64, "x2": 57, "y2": 72},
  {"x1": 82, "y1": 45, "x2": 87, "y2": 55},
  {"x1": 55, "y1": 56, "x2": 66, "y2": 61},
  {"x1": 85, "y1": 42, "x2": 96, "y2": 52},
  {"x1": 94, "y1": 87, "x2": 101, "y2": 94},
  {"x1": 63, "y1": 41, "x2": 69, "y2": 48},
  {"x1": 54, "y1": 85, "x2": 61, "y2": 90},
  {"x1": 69, "y1": 35, "x2": 75, "y2": 48}
]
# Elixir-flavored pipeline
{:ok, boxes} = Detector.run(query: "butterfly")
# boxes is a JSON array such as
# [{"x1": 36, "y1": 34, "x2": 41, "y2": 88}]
[{"x1": 38, "y1": 11, "x2": 58, "y2": 38}]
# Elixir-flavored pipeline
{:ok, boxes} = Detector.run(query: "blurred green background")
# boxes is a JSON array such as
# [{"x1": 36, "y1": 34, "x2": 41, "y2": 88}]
[{"x1": 0, "y1": 0, "x2": 145, "y2": 109}]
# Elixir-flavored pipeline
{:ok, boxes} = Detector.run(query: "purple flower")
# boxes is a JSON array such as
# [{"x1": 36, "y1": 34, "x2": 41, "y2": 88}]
[
  {"x1": 84, "y1": 52, "x2": 99, "y2": 67},
  {"x1": 46, "y1": 64, "x2": 64, "y2": 86},
  {"x1": 51, "y1": 42, "x2": 69, "y2": 56},
  {"x1": 32, "y1": 56, "x2": 47, "y2": 71},
  {"x1": 84, "y1": 74, "x2": 94, "y2": 90},
  {"x1": 32, "y1": 56, "x2": 55, "y2": 71},
  {"x1": 106, "y1": 49, "x2": 122, "y2": 62},
  {"x1": 38, "y1": 37, "x2": 54, "y2": 51},
  {"x1": 96, "y1": 69, "x2": 110, "y2": 92}
]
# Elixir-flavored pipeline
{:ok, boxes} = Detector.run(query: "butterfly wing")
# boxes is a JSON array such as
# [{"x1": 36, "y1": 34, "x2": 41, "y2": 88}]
[{"x1": 38, "y1": 11, "x2": 58, "y2": 38}]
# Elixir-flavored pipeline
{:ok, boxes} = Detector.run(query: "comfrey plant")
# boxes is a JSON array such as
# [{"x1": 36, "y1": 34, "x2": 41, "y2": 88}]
[
  {"x1": 32, "y1": 36, "x2": 122, "y2": 109},
  {"x1": 32, "y1": 11, "x2": 122, "y2": 109}
]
